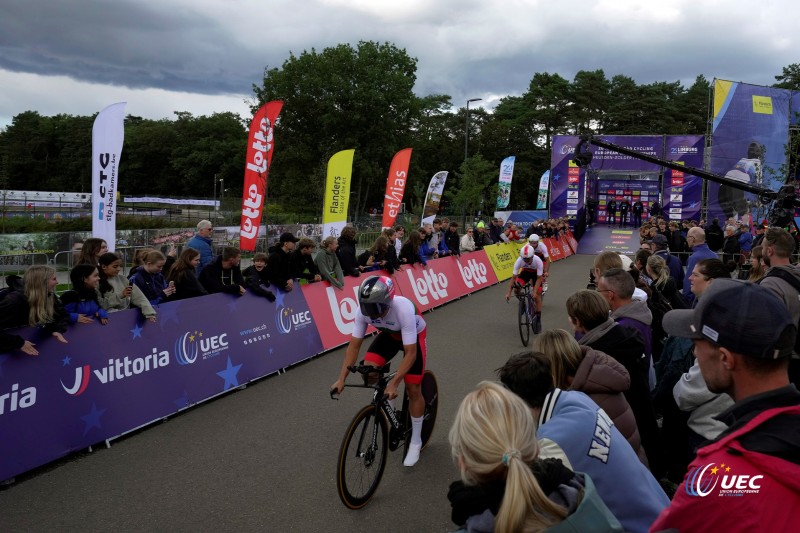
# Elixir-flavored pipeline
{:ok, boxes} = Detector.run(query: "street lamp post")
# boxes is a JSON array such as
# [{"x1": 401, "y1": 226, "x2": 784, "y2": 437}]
[
  {"x1": 219, "y1": 178, "x2": 225, "y2": 221},
  {"x1": 212, "y1": 174, "x2": 218, "y2": 215},
  {"x1": 464, "y1": 97, "x2": 482, "y2": 217},
  {"x1": 464, "y1": 97, "x2": 482, "y2": 170}
]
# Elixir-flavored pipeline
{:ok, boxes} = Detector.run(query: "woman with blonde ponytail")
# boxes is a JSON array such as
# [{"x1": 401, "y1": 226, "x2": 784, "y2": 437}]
[{"x1": 448, "y1": 381, "x2": 622, "y2": 533}]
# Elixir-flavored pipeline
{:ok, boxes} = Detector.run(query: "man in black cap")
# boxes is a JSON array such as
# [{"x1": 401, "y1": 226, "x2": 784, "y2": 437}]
[
  {"x1": 267, "y1": 232, "x2": 299, "y2": 292},
  {"x1": 652, "y1": 279, "x2": 800, "y2": 531}
]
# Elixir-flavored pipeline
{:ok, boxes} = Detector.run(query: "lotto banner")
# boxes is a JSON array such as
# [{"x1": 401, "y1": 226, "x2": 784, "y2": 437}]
[
  {"x1": 709, "y1": 80, "x2": 791, "y2": 224},
  {"x1": 301, "y1": 272, "x2": 381, "y2": 350},
  {"x1": 381, "y1": 148, "x2": 412, "y2": 229},
  {"x1": 91, "y1": 102, "x2": 126, "y2": 252},
  {"x1": 0, "y1": 291, "x2": 322, "y2": 481},
  {"x1": 545, "y1": 238, "x2": 564, "y2": 261},
  {"x1": 240, "y1": 100, "x2": 283, "y2": 251},
  {"x1": 566, "y1": 230, "x2": 579, "y2": 253},
  {"x1": 483, "y1": 242, "x2": 523, "y2": 281},
  {"x1": 557, "y1": 234, "x2": 574, "y2": 258},
  {"x1": 322, "y1": 149, "x2": 355, "y2": 239}
]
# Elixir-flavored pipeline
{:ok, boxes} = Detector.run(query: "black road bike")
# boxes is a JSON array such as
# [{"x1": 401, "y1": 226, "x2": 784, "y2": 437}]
[{"x1": 331, "y1": 363, "x2": 438, "y2": 509}]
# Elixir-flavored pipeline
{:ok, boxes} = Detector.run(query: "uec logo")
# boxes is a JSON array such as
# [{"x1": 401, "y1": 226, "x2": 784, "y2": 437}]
[
  {"x1": 277, "y1": 306, "x2": 313, "y2": 334},
  {"x1": 685, "y1": 463, "x2": 763, "y2": 497}
]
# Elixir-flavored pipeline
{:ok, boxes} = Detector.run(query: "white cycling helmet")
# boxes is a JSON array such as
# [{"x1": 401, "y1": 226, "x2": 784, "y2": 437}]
[
  {"x1": 528, "y1": 234, "x2": 540, "y2": 243},
  {"x1": 520, "y1": 244, "x2": 536, "y2": 260}
]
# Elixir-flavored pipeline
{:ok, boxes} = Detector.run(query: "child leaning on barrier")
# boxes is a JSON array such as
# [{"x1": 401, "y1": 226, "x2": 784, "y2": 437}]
[
  {"x1": 60, "y1": 264, "x2": 109, "y2": 325},
  {"x1": 96, "y1": 252, "x2": 156, "y2": 322}
]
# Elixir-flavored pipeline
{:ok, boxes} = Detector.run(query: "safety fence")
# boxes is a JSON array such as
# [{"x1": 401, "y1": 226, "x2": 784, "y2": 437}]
[{"x1": 0, "y1": 233, "x2": 579, "y2": 482}]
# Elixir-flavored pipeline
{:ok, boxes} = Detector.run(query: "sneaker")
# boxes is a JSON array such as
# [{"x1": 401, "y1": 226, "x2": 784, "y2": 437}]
[
  {"x1": 542, "y1": 282, "x2": 548, "y2": 293},
  {"x1": 403, "y1": 442, "x2": 422, "y2": 467}
]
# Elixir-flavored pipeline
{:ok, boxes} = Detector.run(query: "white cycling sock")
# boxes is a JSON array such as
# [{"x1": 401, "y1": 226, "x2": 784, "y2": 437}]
[{"x1": 411, "y1": 416, "x2": 423, "y2": 447}]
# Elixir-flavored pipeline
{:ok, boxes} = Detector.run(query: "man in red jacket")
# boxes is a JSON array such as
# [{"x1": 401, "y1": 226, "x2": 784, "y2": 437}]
[{"x1": 651, "y1": 279, "x2": 800, "y2": 532}]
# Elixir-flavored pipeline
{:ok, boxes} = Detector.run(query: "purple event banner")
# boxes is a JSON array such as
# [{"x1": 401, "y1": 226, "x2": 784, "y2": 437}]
[
  {"x1": 662, "y1": 135, "x2": 704, "y2": 222},
  {"x1": 0, "y1": 290, "x2": 322, "y2": 481}
]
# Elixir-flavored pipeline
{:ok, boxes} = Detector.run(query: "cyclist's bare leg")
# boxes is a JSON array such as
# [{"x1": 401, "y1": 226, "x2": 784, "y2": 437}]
[
  {"x1": 534, "y1": 292, "x2": 542, "y2": 314},
  {"x1": 406, "y1": 382, "x2": 424, "y2": 418}
]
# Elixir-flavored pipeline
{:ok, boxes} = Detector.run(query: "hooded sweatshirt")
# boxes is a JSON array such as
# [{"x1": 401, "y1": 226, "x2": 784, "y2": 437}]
[
  {"x1": 673, "y1": 359, "x2": 735, "y2": 440},
  {"x1": 572, "y1": 345, "x2": 648, "y2": 466}
]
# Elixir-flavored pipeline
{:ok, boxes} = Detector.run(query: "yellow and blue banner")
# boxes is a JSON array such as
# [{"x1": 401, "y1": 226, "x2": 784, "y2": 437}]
[{"x1": 322, "y1": 149, "x2": 355, "y2": 238}]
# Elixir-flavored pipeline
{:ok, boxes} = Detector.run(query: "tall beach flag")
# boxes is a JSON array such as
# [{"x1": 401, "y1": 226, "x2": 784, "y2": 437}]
[
  {"x1": 92, "y1": 102, "x2": 126, "y2": 251},
  {"x1": 536, "y1": 170, "x2": 550, "y2": 209},
  {"x1": 240, "y1": 100, "x2": 283, "y2": 251},
  {"x1": 382, "y1": 148, "x2": 412, "y2": 229},
  {"x1": 496, "y1": 155, "x2": 515, "y2": 209},
  {"x1": 421, "y1": 171, "x2": 448, "y2": 225},
  {"x1": 322, "y1": 149, "x2": 355, "y2": 238}
]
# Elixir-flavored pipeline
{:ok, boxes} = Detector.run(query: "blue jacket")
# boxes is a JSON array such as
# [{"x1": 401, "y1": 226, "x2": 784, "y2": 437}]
[
  {"x1": 738, "y1": 230, "x2": 753, "y2": 253},
  {"x1": 186, "y1": 234, "x2": 214, "y2": 274},
  {"x1": 419, "y1": 238, "x2": 436, "y2": 261},
  {"x1": 60, "y1": 290, "x2": 109, "y2": 324},
  {"x1": 655, "y1": 249, "x2": 684, "y2": 290},
  {"x1": 536, "y1": 389, "x2": 669, "y2": 533},
  {"x1": 683, "y1": 243, "x2": 718, "y2": 306}
]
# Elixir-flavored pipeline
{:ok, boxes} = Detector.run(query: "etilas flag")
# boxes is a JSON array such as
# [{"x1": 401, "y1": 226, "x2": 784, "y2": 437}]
[
  {"x1": 536, "y1": 170, "x2": 550, "y2": 209},
  {"x1": 322, "y1": 149, "x2": 355, "y2": 238},
  {"x1": 496, "y1": 155, "x2": 515, "y2": 209},
  {"x1": 92, "y1": 102, "x2": 126, "y2": 251},
  {"x1": 239, "y1": 100, "x2": 283, "y2": 251},
  {"x1": 382, "y1": 148, "x2": 412, "y2": 229},
  {"x1": 421, "y1": 171, "x2": 448, "y2": 225}
]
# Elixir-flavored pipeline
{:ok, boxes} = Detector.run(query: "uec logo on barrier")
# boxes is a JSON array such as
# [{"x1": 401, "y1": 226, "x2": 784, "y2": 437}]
[
  {"x1": 407, "y1": 268, "x2": 448, "y2": 305},
  {"x1": 277, "y1": 306, "x2": 314, "y2": 334},
  {"x1": 458, "y1": 258, "x2": 488, "y2": 289}
]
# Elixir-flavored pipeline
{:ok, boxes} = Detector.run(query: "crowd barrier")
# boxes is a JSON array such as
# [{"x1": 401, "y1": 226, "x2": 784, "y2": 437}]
[{"x1": 0, "y1": 232, "x2": 578, "y2": 482}]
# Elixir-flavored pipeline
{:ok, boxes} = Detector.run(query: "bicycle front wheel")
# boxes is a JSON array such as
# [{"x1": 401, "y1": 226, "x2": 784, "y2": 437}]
[
  {"x1": 336, "y1": 404, "x2": 389, "y2": 509},
  {"x1": 518, "y1": 296, "x2": 530, "y2": 346}
]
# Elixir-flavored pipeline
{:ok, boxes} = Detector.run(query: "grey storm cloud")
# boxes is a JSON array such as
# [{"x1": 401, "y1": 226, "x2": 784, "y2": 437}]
[{"x1": 0, "y1": 0, "x2": 266, "y2": 94}]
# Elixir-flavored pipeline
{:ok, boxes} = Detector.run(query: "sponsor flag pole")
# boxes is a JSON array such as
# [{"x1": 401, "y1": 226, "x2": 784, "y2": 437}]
[
  {"x1": 92, "y1": 102, "x2": 126, "y2": 252},
  {"x1": 421, "y1": 171, "x2": 448, "y2": 225},
  {"x1": 239, "y1": 101, "x2": 283, "y2": 251},
  {"x1": 496, "y1": 156, "x2": 515, "y2": 209},
  {"x1": 322, "y1": 149, "x2": 356, "y2": 238},
  {"x1": 381, "y1": 148, "x2": 412, "y2": 229}
]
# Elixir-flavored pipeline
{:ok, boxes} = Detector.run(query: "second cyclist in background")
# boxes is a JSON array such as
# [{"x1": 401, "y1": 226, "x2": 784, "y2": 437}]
[
  {"x1": 505, "y1": 244, "x2": 544, "y2": 321},
  {"x1": 528, "y1": 234, "x2": 550, "y2": 292}
]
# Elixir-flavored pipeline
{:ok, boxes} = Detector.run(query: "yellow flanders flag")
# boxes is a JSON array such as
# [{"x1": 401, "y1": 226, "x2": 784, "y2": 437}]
[{"x1": 322, "y1": 149, "x2": 355, "y2": 238}]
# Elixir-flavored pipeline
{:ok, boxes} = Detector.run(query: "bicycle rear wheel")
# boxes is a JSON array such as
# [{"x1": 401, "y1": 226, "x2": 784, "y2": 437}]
[
  {"x1": 518, "y1": 296, "x2": 530, "y2": 346},
  {"x1": 336, "y1": 404, "x2": 389, "y2": 509}
]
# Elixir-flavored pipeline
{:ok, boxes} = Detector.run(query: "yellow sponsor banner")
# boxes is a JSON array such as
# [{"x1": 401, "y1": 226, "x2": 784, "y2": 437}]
[
  {"x1": 713, "y1": 79, "x2": 732, "y2": 120},
  {"x1": 752, "y1": 95, "x2": 773, "y2": 115},
  {"x1": 483, "y1": 241, "x2": 523, "y2": 281},
  {"x1": 322, "y1": 149, "x2": 355, "y2": 238}
]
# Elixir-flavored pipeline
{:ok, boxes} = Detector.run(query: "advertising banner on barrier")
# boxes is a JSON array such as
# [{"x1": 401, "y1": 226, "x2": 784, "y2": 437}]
[
  {"x1": 558, "y1": 234, "x2": 573, "y2": 258},
  {"x1": 483, "y1": 242, "x2": 522, "y2": 281},
  {"x1": 566, "y1": 230, "x2": 579, "y2": 253},
  {"x1": 545, "y1": 238, "x2": 564, "y2": 261},
  {"x1": 393, "y1": 260, "x2": 459, "y2": 313},
  {"x1": 0, "y1": 291, "x2": 322, "y2": 482}
]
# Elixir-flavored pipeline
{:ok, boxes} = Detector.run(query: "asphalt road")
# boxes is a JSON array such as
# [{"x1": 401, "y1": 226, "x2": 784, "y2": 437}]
[{"x1": 0, "y1": 253, "x2": 595, "y2": 533}]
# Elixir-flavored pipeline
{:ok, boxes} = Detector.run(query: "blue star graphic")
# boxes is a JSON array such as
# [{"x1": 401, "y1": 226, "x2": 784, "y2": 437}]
[
  {"x1": 62, "y1": 355, "x2": 72, "y2": 366},
  {"x1": 130, "y1": 324, "x2": 143, "y2": 339},
  {"x1": 158, "y1": 304, "x2": 181, "y2": 327},
  {"x1": 273, "y1": 288, "x2": 287, "y2": 307},
  {"x1": 269, "y1": 347, "x2": 274, "y2": 355},
  {"x1": 80, "y1": 403, "x2": 107, "y2": 436},
  {"x1": 552, "y1": 172, "x2": 561, "y2": 182},
  {"x1": 216, "y1": 356, "x2": 243, "y2": 391},
  {"x1": 227, "y1": 299, "x2": 238, "y2": 313},
  {"x1": 174, "y1": 391, "x2": 190, "y2": 409}
]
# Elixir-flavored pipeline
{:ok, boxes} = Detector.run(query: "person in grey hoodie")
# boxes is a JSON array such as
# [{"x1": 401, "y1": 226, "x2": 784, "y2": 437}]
[
  {"x1": 673, "y1": 361, "x2": 734, "y2": 451},
  {"x1": 314, "y1": 236, "x2": 345, "y2": 290}
]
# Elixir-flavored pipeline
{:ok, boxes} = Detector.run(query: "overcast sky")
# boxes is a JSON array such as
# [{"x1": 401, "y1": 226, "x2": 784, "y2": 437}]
[{"x1": 2, "y1": 0, "x2": 799, "y2": 129}]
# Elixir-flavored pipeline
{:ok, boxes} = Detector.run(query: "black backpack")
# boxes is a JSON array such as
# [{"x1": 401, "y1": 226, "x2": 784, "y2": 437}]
[
  {"x1": 0, "y1": 275, "x2": 23, "y2": 302},
  {"x1": 758, "y1": 268, "x2": 800, "y2": 353}
]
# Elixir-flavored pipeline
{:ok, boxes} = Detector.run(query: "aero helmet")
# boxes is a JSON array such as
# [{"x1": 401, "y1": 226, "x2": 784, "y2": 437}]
[
  {"x1": 520, "y1": 244, "x2": 536, "y2": 260},
  {"x1": 528, "y1": 234, "x2": 540, "y2": 243},
  {"x1": 358, "y1": 275, "x2": 395, "y2": 317}
]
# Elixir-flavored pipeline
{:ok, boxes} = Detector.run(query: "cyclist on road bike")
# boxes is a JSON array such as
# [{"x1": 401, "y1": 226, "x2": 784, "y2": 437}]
[
  {"x1": 505, "y1": 244, "x2": 544, "y2": 319},
  {"x1": 528, "y1": 234, "x2": 550, "y2": 291},
  {"x1": 330, "y1": 275, "x2": 428, "y2": 467}
]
